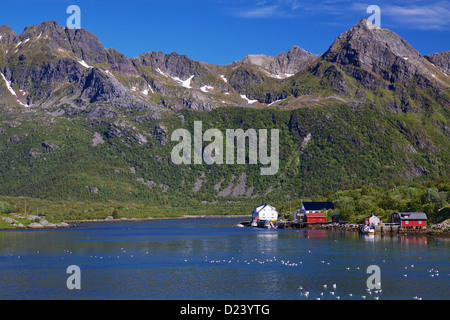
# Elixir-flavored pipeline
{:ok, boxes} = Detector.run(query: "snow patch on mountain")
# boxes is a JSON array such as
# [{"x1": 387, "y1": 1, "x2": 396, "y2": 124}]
[
  {"x1": 240, "y1": 94, "x2": 258, "y2": 104},
  {"x1": 1, "y1": 72, "x2": 30, "y2": 107},
  {"x1": 78, "y1": 60, "x2": 93, "y2": 69},
  {"x1": 1, "y1": 72, "x2": 17, "y2": 97},
  {"x1": 200, "y1": 85, "x2": 214, "y2": 92},
  {"x1": 173, "y1": 75, "x2": 194, "y2": 89}
]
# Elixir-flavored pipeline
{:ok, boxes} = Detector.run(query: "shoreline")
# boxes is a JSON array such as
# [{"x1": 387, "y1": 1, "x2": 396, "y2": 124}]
[
  {"x1": 0, "y1": 223, "x2": 76, "y2": 231},
  {"x1": 294, "y1": 222, "x2": 450, "y2": 238},
  {"x1": 66, "y1": 214, "x2": 251, "y2": 224},
  {"x1": 2, "y1": 215, "x2": 449, "y2": 238},
  {"x1": 0, "y1": 215, "x2": 251, "y2": 231},
  {"x1": 242, "y1": 220, "x2": 450, "y2": 238}
]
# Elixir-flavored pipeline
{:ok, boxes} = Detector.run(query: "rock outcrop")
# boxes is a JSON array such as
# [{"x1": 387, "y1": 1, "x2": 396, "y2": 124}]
[{"x1": 425, "y1": 51, "x2": 450, "y2": 74}]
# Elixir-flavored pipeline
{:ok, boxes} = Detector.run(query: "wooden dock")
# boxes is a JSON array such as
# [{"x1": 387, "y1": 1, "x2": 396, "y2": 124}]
[{"x1": 375, "y1": 223, "x2": 400, "y2": 233}]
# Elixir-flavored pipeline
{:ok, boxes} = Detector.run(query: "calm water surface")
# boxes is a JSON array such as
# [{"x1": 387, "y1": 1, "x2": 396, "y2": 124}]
[{"x1": 0, "y1": 218, "x2": 448, "y2": 300}]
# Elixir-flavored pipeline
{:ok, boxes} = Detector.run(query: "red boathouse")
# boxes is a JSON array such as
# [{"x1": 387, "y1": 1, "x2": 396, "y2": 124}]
[
  {"x1": 304, "y1": 212, "x2": 327, "y2": 224},
  {"x1": 391, "y1": 212, "x2": 427, "y2": 228}
]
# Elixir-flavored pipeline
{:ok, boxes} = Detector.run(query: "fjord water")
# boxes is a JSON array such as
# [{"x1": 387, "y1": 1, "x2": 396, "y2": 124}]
[{"x1": 0, "y1": 218, "x2": 448, "y2": 300}]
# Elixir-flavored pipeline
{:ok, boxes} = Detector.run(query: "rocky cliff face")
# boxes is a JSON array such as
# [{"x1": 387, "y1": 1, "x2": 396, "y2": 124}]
[{"x1": 425, "y1": 51, "x2": 450, "y2": 74}]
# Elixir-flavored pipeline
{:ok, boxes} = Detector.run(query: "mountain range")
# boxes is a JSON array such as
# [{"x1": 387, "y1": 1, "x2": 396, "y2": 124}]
[{"x1": 0, "y1": 18, "x2": 448, "y2": 207}]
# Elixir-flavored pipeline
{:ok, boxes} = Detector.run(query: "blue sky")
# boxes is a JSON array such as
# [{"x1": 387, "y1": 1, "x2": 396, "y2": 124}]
[{"x1": 0, "y1": 0, "x2": 449, "y2": 65}]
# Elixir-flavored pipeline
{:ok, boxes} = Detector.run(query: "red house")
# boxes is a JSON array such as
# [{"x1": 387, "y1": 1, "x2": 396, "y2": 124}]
[
  {"x1": 295, "y1": 202, "x2": 333, "y2": 224},
  {"x1": 303, "y1": 212, "x2": 327, "y2": 224},
  {"x1": 391, "y1": 212, "x2": 427, "y2": 228}
]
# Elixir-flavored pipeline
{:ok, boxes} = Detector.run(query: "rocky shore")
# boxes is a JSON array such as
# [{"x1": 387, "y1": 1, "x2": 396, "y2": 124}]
[
  {"x1": 263, "y1": 219, "x2": 450, "y2": 238},
  {"x1": 1, "y1": 214, "x2": 75, "y2": 230},
  {"x1": 303, "y1": 221, "x2": 450, "y2": 237}
]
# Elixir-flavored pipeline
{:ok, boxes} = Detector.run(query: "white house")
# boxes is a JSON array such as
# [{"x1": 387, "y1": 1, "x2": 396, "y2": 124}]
[
  {"x1": 365, "y1": 214, "x2": 381, "y2": 227},
  {"x1": 252, "y1": 204, "x2": 278, "y2": 221}
]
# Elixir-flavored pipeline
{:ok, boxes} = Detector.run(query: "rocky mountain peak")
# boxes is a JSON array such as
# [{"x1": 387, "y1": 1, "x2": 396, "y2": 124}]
[
  {"x1": 64, "y1": 27, "x2": 107, "y2": 64},
  {"x1": 23, "y1": 21, "x2": 70, "y2": 48},
  {"x1": 323, "y1": 18, "x2": 421, "y2": 67},
  {"x1": 10, "y1": 21, "x2": 108, "y2": 65},
  {"x1": 279, "y1": 45, "x2": 318, "y2": 74},
  {"x1": 0, "y1": 25, "x2": 17, "y2": 44},
  {"x1": 239, "y1": 45, "x2": 317, "y2": 79},
  {"x1": 320, "y1": 18, "x2": 448, "y2": 88}
]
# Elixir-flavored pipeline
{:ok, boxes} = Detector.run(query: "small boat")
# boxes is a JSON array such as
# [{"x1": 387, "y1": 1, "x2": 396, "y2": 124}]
[
  {"x1": 360, "y1": 225, "x2": 375, "y2": 235},
  {"x1": 236, "y1": 223, "x2": 245, "y2": 228}
]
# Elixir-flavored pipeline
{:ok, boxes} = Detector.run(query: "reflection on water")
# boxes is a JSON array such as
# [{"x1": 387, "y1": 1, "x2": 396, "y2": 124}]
[
  {"x1": 0, "y1": 219, "x2": 448, "y2": 300},
  {"x1": 304, "y1": 230, "x2": 327, "y2": 239},
  {"x1": 362, "y1": 234, "x2": 375, "y2": 242}
]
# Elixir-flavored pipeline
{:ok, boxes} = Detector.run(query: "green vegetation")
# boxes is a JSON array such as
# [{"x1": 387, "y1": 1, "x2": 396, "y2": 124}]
[
  {"x1": 0, "y1": 97, "x2": 448, "y2": 227},
  {"x1": 0, "y1": 196, "x2": 254, "y2": 225},
  {"x1": 0, "y1": 201, "x2": 15, "y2": 214},
  {"x1": 326, "y1": 179, "x2": 449, "y2": 224},
  {"x1": 277, "y1": 178, "x2": 450, "y2": 224},
  {"x1": 0, "y1": 177, "x2": 448, "y2": 229},
  {"x1": 0, "y1": 105, "x2": 450, "y2": 205}
]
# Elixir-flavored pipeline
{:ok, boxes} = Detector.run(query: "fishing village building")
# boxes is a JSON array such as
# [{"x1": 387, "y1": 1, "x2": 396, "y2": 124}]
[
  {"x1": 364, "y1": 215, "x2": 381, "y2": 227},
  {"x1": 295, "y1": 201, "x2": 335, "y2": 224},
  {"x1": 252, "y1": 204, "x2": 279, "y2": 222},
  {"x1": 391, "y1": 212, "x2": 428, "y2": 228}
]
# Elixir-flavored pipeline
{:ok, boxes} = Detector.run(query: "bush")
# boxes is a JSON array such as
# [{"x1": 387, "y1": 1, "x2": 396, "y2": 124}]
[
  {"x1": 112, "y1": 210, "x2": 120, "y2": 219},
  {"x1": 0, "y1": 201, "x2": 15, "y2": 214}
]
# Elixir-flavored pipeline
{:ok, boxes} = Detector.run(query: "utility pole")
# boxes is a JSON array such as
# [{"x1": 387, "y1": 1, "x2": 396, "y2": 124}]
[{"x1": 25, "y1": 199, "x2": 27, "y2": 215}]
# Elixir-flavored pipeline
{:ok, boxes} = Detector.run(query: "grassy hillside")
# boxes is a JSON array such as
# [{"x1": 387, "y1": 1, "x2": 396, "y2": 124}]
[{"x1": 0, "y1": 102, "x2": 448, "y2": 208}]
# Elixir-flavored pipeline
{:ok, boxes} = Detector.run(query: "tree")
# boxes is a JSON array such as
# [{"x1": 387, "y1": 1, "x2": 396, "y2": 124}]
[
  {"x1": 112, "y1": 210, "x2": 120, "y2": 219},
  {"x1": 334, "y1": 196, "x2": 356, "y2": 222}
]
